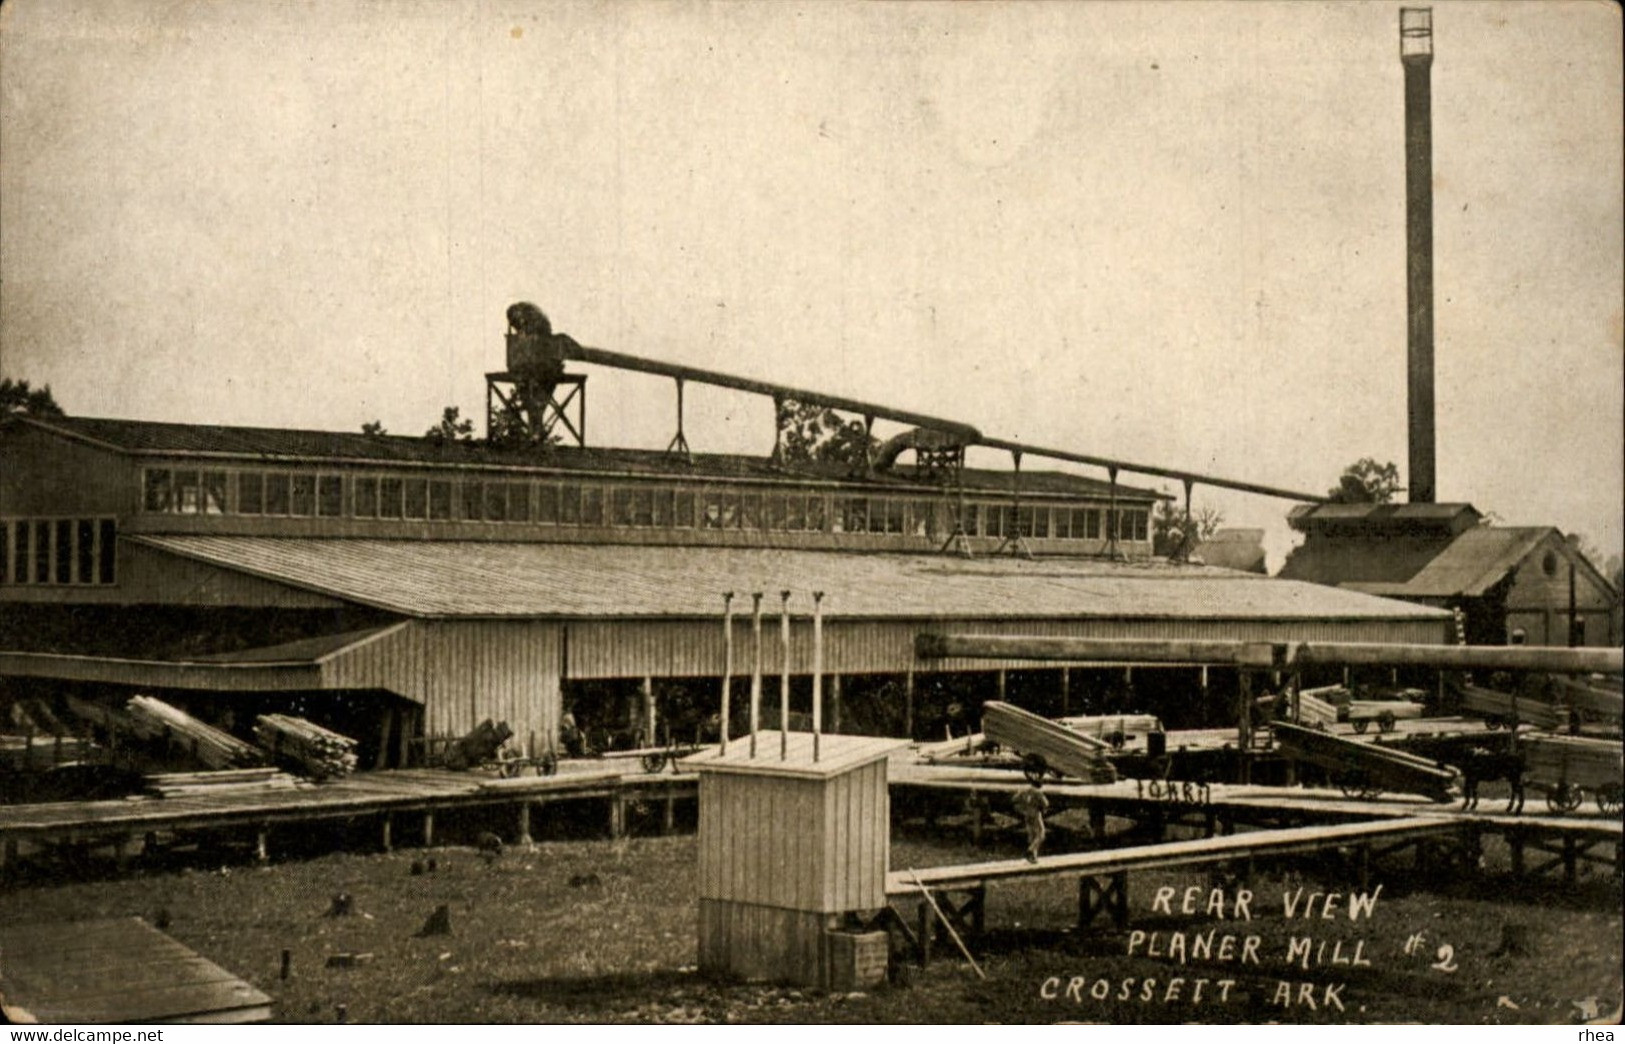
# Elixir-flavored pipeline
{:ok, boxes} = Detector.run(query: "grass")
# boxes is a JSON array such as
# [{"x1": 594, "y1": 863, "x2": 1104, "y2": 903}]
[{"x1": 0, "y1": 820, "x2": 1619, "y2": 1024}]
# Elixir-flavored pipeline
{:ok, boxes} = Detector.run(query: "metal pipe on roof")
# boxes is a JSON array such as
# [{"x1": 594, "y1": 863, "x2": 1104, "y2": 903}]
[
  {"x1": 978, "y1": 437, "x2": 1327, "y2": 504},
  {"x1": 779, "y1": 590, "x2": 791, "y2": 760},
  {"x1": 812, "y1": 591, "x2": 824, "y2": 763},
  {"x1": 750, "y1": 593, "x2": 763, "y2": 758},
  {"x1": 719, "y1": 592, "x2": 734, "y2": 755},
  {"x1": 556, "y1": 341, "x2": 982, "y2": 441}
]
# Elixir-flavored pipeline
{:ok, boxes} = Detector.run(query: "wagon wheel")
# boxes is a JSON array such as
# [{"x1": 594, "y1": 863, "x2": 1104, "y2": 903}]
[
  {"x1": 1337, "y1": 770, "x2": 1377, "y2": 800},
  {"x1": 1596, "y1": 783, "x2": 1623, "y2": 816},
  {"x1": 640, "y1": 751, "x2": 669, "y2": 774},
  {"x1": 499, "y1": 759, "x2": 524, "y2": 779},
  {"x1": 1484, "y1": 716, "x2": 1503, "y2": 731},
  {"x1": 1546, "y1": 782, "x2": 1583, "y2": 814},
  {"x1": 1377, "y1": 711, "x2": 1397, "y2": 734},
  {"x1": 1021, "y1": 754, "x2": 1050, "y2": 785},
  {"x1": 537, "y1": 753, "x2": 558, "y2": 777},
  {"x1": 1351, "y1": 719, "x2": 1370, "y2": 735}
]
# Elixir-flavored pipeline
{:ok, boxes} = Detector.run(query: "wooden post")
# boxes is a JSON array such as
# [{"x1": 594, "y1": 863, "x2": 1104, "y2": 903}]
[
  {"x1": 642, "y1": 676, "x2": 656, "y2": 747},
  {"x1": 375, "y1": 705, "x2": 394, "y2": 770},
  {"x1": 1237, "y1": 672, "x2": 1254, "y2": 784},
  {"x1": 1060, "y1": 668, "x2": 1071, "y2": 717},
  {"x1": 904, "y1": 668, "x2": 915, "y2": 740},
  {"x1": 831, "y1": 673, "x2": 843, "y2": 734},
  {"x1": 423, "y1": 812, "x2": 435, "y2": 848},
  {"x1": 610, "y1": 794, "x2": 626, "y2": 839},
  {"x1": 917, "y1": 901, "x2": 933, "y2": 968},
  {"x1": 997, "y1": 670, "x2": 1007, "y2": 702},
  {"x1": 381, "y1": 814, "x2": 393, "y2": 853},
  {"x1": 518, "y1": 802, "x2": 533, "y2": 847},
  {"x1": 255, "y1": 825, "x2": 269, "y2": 864},
  {"x1": 720, "y1": 591, "x2": 735, "y2": 754},
  {"x1": 663, "y1": 793, "x2": 676, "y2": 835}
]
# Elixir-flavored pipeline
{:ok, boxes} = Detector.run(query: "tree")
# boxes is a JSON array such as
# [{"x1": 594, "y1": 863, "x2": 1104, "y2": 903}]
[
  {"x1": 774, "y1": 398, "x2": 875, "y2": 466},
  {"x1": 424, "y1": 406, "x2": 474, "y2": 444},
  {"x1": 1326, "y1": 458, "x2": 1402, "y2": 504},
  {"x1": 1152, "y1": 499, "x2": 1224, "y2": 558},
  {"x1": 360, "y1": 420, "x2": 388, "y2": 437},
  {"x1": 1, "y1": 377, "x2": 65, "y2": 417}
]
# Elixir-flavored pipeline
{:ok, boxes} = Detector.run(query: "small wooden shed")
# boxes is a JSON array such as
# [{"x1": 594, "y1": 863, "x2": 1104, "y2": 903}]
[{"x1": 688, "y1": 731, "x2": 904, "y2": 987}]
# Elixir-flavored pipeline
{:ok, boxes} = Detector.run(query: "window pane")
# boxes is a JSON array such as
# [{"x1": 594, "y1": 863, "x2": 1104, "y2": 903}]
[
  {"x1": 807, "y1": 495, "x2": 826, "y2": 532},
  {"x1": 403, "y1": 479, "x2": 427, "y2": 519},
  {"x1": 785, "y1": 495, "x2": 805, "y2": 531},
  {"x1": 238, "y1": 473, "x2": 263, "y2": 514},
  {"x1": 674, "y1": 490, "x2": 695, "y2": 527},
  {"x1": 462, "y1": 481, "x2": 482, "y2": 521},
  {"x1": 354, "y1": 477, "x2": 378, "y2": 518},
  {"x1": 290, "y1": 474, "x2": 316, "y2": 516},
  {"x1": 702, "y1": 492, "x2": 723, "y2": 529},
  {"x1": 98, "y1": 519, "x2": 117, "y2": 584},
  {"x1": 581, "y1": 485, "x2": 604, "y2": 524},
  {"x1": 535, "y1": 484, "x2": 558, "y2": 524},
  {"x1": 1032, "y1": 506, "x2": 1050, "y2": 539},
  {"x1": 739, "y1": 493, "x2": 760, "y2": 529},
  {"x1": 764, "y1": 494, "x2": 785, "y2": 530},
  {"x1": 319, "y1": 476, "x2": 345, "y2": 517},
  {"x1": 484, "y1": 482, "x2": 507, "y2": 522},
  {"x1": 265, "y1": 473, "x2": 291, "y2": 515},
  {"x1": 632, "y1": 488, "x2": 653, "y2": 526},
  {"x1": 35, "y1": 521, "x2": 52, "y2": 583},
  {"x1": 652, "y1": 489, "x2": 672, "y2": 527},
  {"x1": 560, "y1": 484, "x2": 581, "y2": 524},
  {"x1": 14, "y1": 522, "x2": 30, "y2": 584},
  {"x1": 54, "y1": 519, "x2": 72, "y2": 583},
  {"x1": 507, "y1": 483, "x2": 531, "y2": 523},
  {"x1": 429, "y1": 481, "x2": 452, "y2": 520},
  {"x1": 144, "y1": 469, "x2": 173, "y2": 512},
  {"x1": 612, "y1": 488, "x2": 634, "y2": 526},
  {"x1": 885, "y1": 500, "x2": 905, "y2": 534},
  {"x1": 175, "y1": 470, "x2": 201, "y2": 514},
  {"x1": 380, "y1": 478, "x2": 404, "y2": 519},
  {"x1": 77, "y1": 519, "x2": 94, "y2": 583}
]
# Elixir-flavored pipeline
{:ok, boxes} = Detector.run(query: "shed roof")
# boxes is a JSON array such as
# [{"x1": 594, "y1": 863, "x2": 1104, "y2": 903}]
[
  {"x1": 1341, "y1": 527, "x2": 1558, "y2": 599},
  {"x1": 131, "y1": 535, "x2": 1451, "y2": 623},
  {"x1": 9, "y1": 415, "x2": 1161, "y2": 501},
  {"x1": 683, "y1": 731, "x2": 905, "y2": 779}
]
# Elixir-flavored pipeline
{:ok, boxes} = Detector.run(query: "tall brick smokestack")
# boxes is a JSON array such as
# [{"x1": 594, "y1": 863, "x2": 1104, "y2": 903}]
[{"x1": 1401, "y1": 8, "x2": 1435, "y2": 503}]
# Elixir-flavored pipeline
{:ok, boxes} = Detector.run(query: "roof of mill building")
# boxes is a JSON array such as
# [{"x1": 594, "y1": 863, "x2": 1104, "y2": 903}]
[{"x1": 132, "y1": 534, "x2": 1453, "y2": 622}]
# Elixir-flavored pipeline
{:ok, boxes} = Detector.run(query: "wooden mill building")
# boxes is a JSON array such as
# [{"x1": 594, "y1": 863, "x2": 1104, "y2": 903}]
[{"x1": 1, "y1": 317, "x2": 1454, "y2": 765}]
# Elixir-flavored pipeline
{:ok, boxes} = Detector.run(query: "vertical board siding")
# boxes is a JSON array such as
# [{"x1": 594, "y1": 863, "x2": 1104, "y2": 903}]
[
  {"x1": 568, "y1": 616, "x2": 1450, "y2": 680},
  {"x1": 698, "y1": 900, "x2": 831, "y2": 987},
  {"x1": 0, "y1": 428, "x2": 135, "y2": 517},
  {"x1": 413, "y1": 620, "x2": 561, "y2": 747}
]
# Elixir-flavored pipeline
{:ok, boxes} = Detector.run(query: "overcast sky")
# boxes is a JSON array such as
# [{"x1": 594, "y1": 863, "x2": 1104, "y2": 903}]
[{"x1": 2, "y1": 1, "x2": 1620, "y2": 567}]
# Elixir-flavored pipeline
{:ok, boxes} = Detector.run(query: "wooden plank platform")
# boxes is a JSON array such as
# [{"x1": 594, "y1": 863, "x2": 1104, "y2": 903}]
[
  {"x1": 887, "y1": 816, "x2": 1455, "y2": 895},
  {"x1": 0, "y1": 917, "x2": 271, "y2": 1024}
]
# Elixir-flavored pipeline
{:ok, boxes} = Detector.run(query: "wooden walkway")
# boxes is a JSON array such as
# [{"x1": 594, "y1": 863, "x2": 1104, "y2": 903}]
[
  {"x1": 887, "y1": 816, "x2": 1456, "y2": 896},
  {"x1": 0, "y1": 767, "x2": 698, "y2": 869},
  {"x1": 0, "y1": 917, "x2": 270, "y2": 1024}
]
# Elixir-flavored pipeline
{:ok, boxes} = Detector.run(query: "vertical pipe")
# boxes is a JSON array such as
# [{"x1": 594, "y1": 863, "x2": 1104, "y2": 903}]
[
  {"x1": 812, "y1": 591, "x2": 825, "y2": 761},
  {"x1": 904, "y1": 667, "x2": 915, "y2": 740},
  {"x1": 720, "y1": 592, "x2": 733, "y2": 755},
  {"x1": 1401, "y1": 8, "x2": 1436, "y2": 503},
  {"x1": 642, "y1": 675, "x2": 656, "y2": 747},
  {"x1": 750, "y1": 593, "x2": 763, "y2": 757},
  {"x1": 779, "y1": 590, "x2": 791, "y2": 759}
]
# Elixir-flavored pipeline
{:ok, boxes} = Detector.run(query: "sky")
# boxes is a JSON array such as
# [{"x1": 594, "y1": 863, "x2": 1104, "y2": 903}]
[{"x1": 2, "y1": 0, "x2": 1620, "y2": 569}]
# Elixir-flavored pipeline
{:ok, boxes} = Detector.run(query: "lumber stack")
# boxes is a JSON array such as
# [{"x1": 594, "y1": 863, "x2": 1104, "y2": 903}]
[
  {"x1": 125, "y1": 695, "x2": 264, "y2": 770},
  {"x1": 1273, "y1": 721, "x2": 1460, "y2": 802},
  {"x1": 915, "y1": 732, "x2": 986, "y2": 761},
  {"x1": 254, "y1": 714, "x2": 360, "y2": 781},
  {"x1": 1521, "y1": 734, "x2": 1623, "y2": 788},
  {"x1": 1550, "y1": 677, "x2": 1624, "y2": 723},
  {"x1": 145, "y1": 768, "x2": 303, "y2": 798},
  {"x1": 1459, "y1": 685, "x2": 1567, "y2": 730},
  {"x1": 1056, "y1": 713, "x2": 1162, "y2": 741},
  {"x1": 982, "y1": 701, "x2": 1118, "y2": 784}
]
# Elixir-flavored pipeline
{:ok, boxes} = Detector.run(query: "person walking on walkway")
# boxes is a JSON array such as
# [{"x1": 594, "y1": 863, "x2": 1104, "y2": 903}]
[{"x1": 1012, "y1": 778, "x2": 1050, "y2": 863}]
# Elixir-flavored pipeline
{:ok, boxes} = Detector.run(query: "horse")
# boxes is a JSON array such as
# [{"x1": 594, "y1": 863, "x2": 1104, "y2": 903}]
[{"x1": 1458, "y1": 746, "x2": 1525, "y2": 814}]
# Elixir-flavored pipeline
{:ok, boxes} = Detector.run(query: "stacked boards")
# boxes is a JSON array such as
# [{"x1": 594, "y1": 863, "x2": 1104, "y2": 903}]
[
  {"x1": 1272, "y1": 721, "x2": 1460, "y2": 803},
  {"x1": 982, "y1": 701, "x2": 1118, "y2": 784}
]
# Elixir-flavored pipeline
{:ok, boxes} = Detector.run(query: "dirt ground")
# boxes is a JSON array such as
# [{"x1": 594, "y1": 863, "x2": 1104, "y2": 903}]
[{"x1": 0, "y1": 822, "x2": 1618, "y2": 1025}]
